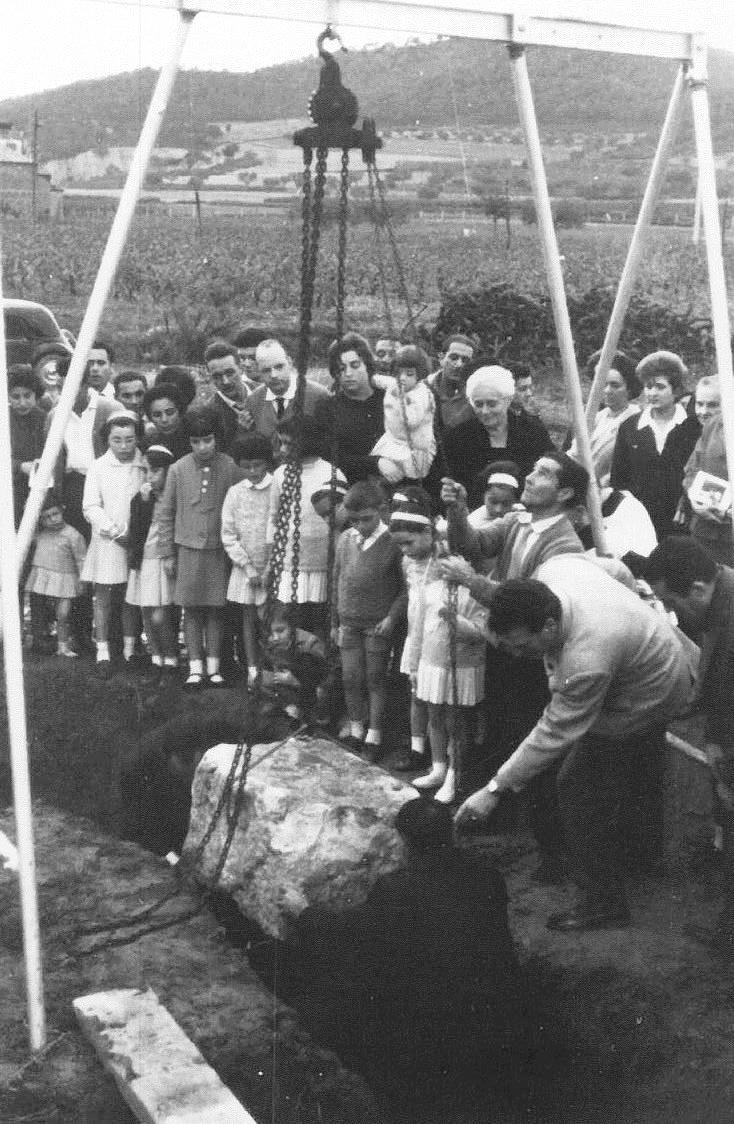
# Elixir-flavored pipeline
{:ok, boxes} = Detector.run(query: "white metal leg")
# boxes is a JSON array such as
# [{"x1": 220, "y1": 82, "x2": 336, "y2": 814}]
[
  {"x1": 689, "y1": 75, "x2": 734, "y2": 549},
  {"x1": 0, "y1": 232, "x2": 46, "y2": 1051},
  {"x1": 508, "y1": 46, "x2": 607, "y2": 554},
  {"x1": 584, "y1": 66, "x2": 687, "y2": 428}
]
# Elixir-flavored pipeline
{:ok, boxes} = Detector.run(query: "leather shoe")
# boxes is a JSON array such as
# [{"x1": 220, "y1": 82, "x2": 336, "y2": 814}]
[{"x1": 546, "y1": 905, "x2": 630, "y2": 933}]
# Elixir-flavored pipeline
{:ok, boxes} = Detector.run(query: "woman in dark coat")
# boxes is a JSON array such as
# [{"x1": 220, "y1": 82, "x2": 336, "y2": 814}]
[
  {"x1": 611, "y1": 351, "x2": 700, "y2": 541},
  {"x1": 314, "y1": 332, "x2": 386, "y2": 485},
  {"x1": 442, "y1": 365, "x2": 554, "y2": 507}
]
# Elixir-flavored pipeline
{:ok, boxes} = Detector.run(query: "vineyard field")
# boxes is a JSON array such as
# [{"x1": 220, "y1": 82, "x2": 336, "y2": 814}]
[{"x1": 2, "y1": 209, "x2": 730, "y2": 371}]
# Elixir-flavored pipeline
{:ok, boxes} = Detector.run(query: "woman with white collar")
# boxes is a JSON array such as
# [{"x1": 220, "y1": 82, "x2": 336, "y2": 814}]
[{"x1": 610, "y1": 350, "x2": 700, "y2": 541}]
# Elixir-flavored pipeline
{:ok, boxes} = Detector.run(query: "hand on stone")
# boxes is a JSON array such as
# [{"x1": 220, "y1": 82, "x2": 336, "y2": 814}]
[{"x1": 454, "y1": 787, "x2": 501, "y2": 833}]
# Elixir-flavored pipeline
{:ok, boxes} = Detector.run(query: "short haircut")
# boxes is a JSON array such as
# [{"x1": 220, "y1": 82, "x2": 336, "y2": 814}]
[
  {"x1": 204, "y1": 338, "x2": 238, "y2": 366},
  {"x1": 511, "y1": 362, "x2": 532, "y2": 382},
  {"x1": 156, "y1": 366, "x2": 197, "y2": 408},
  {"x1": 8, "y1": 364, "x2": 42, "y2": 396},
  {"x1": 233, "y1": 327, "x2": 269, "y2": 350},
  {"x1": 184, "y1": 404, "x2": 223, "y2": 441},
  {"x1": 586, "y1": 349, "x2": 641, "y2": 399},
  {"x1": 230, "y1": 433, "x2": 274, "y2": 465},
  {"x1": 143, "y1": 383, "x2": 185, "y2": 420},
  {"x1": 91, "y1": 339, "x2": 114, "y2": 363},
  {"x1": 479, "y1": 459, "x2": 521, "y2": 493},
  {"x1": 103, "y1": 412, "x2": 138, "y2": 443},
  {"x1": 142, "y1": 444, "x2": 175, "y2": 470},
  {"x1": 635, "y1": 351, "x2": 687, "y2": 397},
  {"x1": 114, "y1": 369, "x2": 146, "y2": 393},
  {"x1": 489, "y1": 579, "x2": 562, "y2": 636},
  {"x1": 643, "y1": 536, "x2": 718, "y2": 595},
  {"x1": 391, "y1": 344, "x2": 430, "y2": 381},
  {"x1": 327, "y1": 331, "x2": 375, "y2": 382},
  {"x1": 343, "y1": 478, "x2": 386, "y2": 512},
  {"x1": 276, "y1": 415, "x2": 326, "y2": 459},
  {"x1": 442, "y1": 333, "x2": 475, "y2": 354},
  {"x1": 543, "y1": 450, "x2": 590, "y2": 508},
  {"x1": 466, "y1": 365, "x2": 515, "y2": 401},
  {"x1": 41, "y1": 489, "x2": 63, "y2": 512}
]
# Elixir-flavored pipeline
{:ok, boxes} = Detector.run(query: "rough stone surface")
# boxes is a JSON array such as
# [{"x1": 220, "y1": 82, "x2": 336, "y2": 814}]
[
  {"x1": 74, "y1": 987, "x2": 257, "y2": 1123},
  {"x1": 183, "y1": 735, "x2": 416, "y2": 939}
]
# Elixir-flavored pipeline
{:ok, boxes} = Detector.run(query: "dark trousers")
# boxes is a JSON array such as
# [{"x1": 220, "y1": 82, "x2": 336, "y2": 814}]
[
  {"x1": 557, "y1": 723, "x2": 666, "y2": 908},
  {"x1": 469, "y1": 646, "x2": 563, "y2": 853}
]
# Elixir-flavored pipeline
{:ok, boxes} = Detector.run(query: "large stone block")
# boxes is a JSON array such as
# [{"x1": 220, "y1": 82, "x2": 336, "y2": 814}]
[{"x1": 183, "y1": 735, "x2": 416, "y2": 939}]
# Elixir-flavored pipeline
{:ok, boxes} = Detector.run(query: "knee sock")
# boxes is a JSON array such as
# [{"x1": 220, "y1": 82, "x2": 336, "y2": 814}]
[
  {"x1": 189, "y1": 658, "x2": 204, "y2": 676},
  {"x1": 206, "y1": 656, "x2": 220, "y2": 677},
  {"x1": 96, "y1": 641, "x2": 110, "y2": 662}
]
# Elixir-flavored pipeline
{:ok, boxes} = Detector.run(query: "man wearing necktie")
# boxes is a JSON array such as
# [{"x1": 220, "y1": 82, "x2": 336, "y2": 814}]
[{"x1": 244, "y1": 339, "x2": 330, "y2": 456}]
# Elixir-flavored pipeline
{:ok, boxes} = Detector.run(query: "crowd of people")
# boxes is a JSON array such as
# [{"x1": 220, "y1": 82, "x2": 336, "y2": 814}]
[{"x1": 8, "y1": 326, "x2": 734, "y2": 948}]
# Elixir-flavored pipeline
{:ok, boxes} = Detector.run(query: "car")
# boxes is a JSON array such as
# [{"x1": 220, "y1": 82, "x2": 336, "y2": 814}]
[{"x1": 3, "y1": 298, "x2": 70, "y2": 368}]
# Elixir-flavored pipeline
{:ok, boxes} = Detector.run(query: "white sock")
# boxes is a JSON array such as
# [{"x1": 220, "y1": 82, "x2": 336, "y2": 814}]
[
  {"x1": 151, "y1": 654, "x2": 163, "y2": 667},
  {"x1": 248, "y1": 665, "x2": 259, "y2": 680},
  {"x1": 123, "y1": 636, "x2": 136, "y2": 660},
  {"x1": 206, "y1": 657, "x2": 220, "y2": 677},
  {"x1": 189, "y1": 658, "x2": 204, "y2": 676},
  {"x1": 411, "y1": 736, "x2": 426, "y2": 755},
  {"x1": 349, "y1": 721, "x2": 365, "y2": 740},
  {"x1": 365, "y1": 728, "x2": 382, "y2": 746},
  {"x1": 163, "y1": 657, "x2": 178, "y2": 668},
  {"x1": 96, "y1": 641, "x2": 110, "y2": 662}
]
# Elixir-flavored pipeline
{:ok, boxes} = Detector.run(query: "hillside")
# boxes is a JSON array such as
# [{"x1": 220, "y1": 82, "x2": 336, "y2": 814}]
[{"x1": 2, "y1": 38, "x2": 734, "y2": 162}]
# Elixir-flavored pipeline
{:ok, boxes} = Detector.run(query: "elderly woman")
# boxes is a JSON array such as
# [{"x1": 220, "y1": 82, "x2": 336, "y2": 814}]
[
  {"x1": 442, "y1": 364, "x2": 554, "y2": 507},
  {"x1": 314, "y1": 332, "x2": 386, "y2": 485},
  {"x1": 569, "y1": 350, "x2": 641, "y2": 487},
  {"x1": 611, "y1": 350, "x2": 700, "y2": 541}
]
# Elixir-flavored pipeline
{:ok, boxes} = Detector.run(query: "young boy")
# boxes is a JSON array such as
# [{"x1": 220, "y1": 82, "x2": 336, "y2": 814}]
[{"x1": 332, "y1": 479, "x2": 407, "y2": 761}]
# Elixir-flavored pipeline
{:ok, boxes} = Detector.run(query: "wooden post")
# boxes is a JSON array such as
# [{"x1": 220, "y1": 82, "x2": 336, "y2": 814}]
[
  {"x1": 689, "y1": 68, "x2": 734, "y2": 552},
  {"x1": 16, "y1": 9, "x2": 196, "y2": 571},
  {"x1": 508, "y1": 44, "x2": 608, "y2": 554},
  {"x1": 584, "y1": 66, "x2": 686, "y2": 428},
  {"x1": 0, "y1": 231, "x2": 46, "y2": 1051}
]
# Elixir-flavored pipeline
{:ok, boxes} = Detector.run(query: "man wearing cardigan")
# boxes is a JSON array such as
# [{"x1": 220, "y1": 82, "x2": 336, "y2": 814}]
[{"x1": 440, "y1": 451, "x2": 588, "y2": 881}]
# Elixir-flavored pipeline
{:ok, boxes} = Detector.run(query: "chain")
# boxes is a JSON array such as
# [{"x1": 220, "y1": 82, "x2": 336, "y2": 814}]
[
  {"x1": 366, "y1": 162, "x2": 395, "y2": 339},
  {"x1": 299, "y1": 149, "x2": 313, "y2": 335},
  {"x1": 297, "y1": 145, "x2": 328, "y2": 378},
  {"x1": 446, "y1": 579, "x2": 462, "y2": 796},
  {"x1": 371, "y1": 160, "x2": 416, "y2": 341},
  {"x1": 335, "y1": 148, "x2": 350, "y2": 340}
]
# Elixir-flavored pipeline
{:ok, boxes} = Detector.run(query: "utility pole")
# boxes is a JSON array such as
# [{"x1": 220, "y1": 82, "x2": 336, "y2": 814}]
[{"x1": 30, "y1": 110, "x2": 39, "y2": 227}]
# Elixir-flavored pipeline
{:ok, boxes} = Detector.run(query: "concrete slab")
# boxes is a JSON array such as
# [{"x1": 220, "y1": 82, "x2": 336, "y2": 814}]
[{"x1": 74, "y1": 987, "x2": 256, "y2": 1124}]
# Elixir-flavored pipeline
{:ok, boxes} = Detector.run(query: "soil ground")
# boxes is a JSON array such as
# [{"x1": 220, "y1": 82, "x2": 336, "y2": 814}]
[{"x1": 1, "y1": 657, "x2": 734, "y2": 1123}]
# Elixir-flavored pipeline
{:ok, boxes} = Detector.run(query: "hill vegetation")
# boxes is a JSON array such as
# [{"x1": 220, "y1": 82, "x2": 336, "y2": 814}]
[{"x1": 2, "y1": 38, "x2": 734, "y2": 161}]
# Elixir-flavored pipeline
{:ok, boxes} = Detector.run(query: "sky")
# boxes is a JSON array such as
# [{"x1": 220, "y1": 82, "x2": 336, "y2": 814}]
[{"x1": 0, "y1": 0, "x2": 733, "y2": 103}]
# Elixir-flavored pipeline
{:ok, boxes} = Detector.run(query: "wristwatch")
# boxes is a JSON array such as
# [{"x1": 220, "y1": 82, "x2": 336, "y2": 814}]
[{"x1": 487, "y1": 777, "x2": 502, "y2": 795}]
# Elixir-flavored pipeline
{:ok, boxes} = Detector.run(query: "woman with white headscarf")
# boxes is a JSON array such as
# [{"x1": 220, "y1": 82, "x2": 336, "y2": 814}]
[{"x1": 442, "y1": 364, "x2": 554, "y2": 507}]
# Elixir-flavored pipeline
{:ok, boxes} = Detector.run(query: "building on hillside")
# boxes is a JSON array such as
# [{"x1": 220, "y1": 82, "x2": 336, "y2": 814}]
[{"x1": 0, "y1": 122, "x2": 52, "y2": 218}]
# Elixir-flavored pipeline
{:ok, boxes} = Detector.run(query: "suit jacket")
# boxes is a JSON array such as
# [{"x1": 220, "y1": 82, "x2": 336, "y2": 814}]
[
  {"x1": 450, "y1": 508, "x2": 583, "y2": 590},
  {"x1": 246, "y1": 380, "x2": 330, "y2": 443}
]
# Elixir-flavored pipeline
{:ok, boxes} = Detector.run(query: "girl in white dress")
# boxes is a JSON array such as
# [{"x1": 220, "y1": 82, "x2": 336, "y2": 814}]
[
  {"x1": 371, "y1": 345, "x2": 436, "y2": 482},
  {"x1": 25, "y1": 492, "x2": 87, "y2": 657},
  {"x1": 221, "y1": 434, "x2": 274, "y2": 685},
  {"x1": 389, "y1": 488, "x2": 443, "y2": 771},
  {"x1": 408, "y1": 548, "x2": 487, "y2": 804},
  {"x1": 81, "y1": 413, "x2": 145, "y2": 671}
]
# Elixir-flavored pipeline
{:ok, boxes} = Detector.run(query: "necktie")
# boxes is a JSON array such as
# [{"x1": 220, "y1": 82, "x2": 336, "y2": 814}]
[{"x1": 275, "y1": 396, "x2": 285, "y2": 419}]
